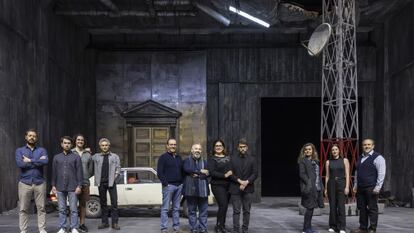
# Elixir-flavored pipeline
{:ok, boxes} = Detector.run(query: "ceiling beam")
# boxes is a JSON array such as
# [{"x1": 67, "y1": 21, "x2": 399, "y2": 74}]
[
  {"x1": 55, "y1": 10, "x2": 197, "y2": 17},
  {"x1": 88, "y1": 26, "x2": 309, "y2": 35},
  {"x1": 87, "y1": 26, "x2": 373, "y2": 35},
  {"x1": 153, "y1": 0, "x2": 191, "y2": 5}
]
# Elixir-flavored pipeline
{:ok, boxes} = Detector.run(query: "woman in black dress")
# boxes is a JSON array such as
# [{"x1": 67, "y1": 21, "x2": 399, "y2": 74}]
[
  {"x1": 324, "y1": 144, "x2": 350, "y2": 233},
  {"x1": 298, "y1": 143, "x2": 324, "y2": 233},
  {"x1": 208, "y1": 139, "x2": 232, "y2": 233}
]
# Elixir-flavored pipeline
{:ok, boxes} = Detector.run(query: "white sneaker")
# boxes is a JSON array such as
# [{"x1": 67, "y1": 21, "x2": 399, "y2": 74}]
[
  {"x1": 328, "y1": 229, "x2": 335, "y2": 232},
  {"x1": 71, "y1": 229, "x2": 80, "y2": 233},
  {"x1": 39, "y1": 230, "x2": 48, "y2": 233},
  {"x1": 57, "y1": 229, "x2": 65, "y2": 233},
  {"x1": 340, "y1": 231, "x2": 346, "y2": 233}
]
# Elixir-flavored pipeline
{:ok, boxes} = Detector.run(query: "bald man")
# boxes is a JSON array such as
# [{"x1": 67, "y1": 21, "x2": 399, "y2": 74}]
[
  {"x1": 351, "y1": 139, "x2": 386, "y2": 233},
  {"x1": 183, "y1": 144, "x2": 210, "y2": 233}
]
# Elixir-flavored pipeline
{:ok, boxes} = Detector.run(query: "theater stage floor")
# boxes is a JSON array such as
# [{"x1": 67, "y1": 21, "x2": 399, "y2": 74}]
[{"x1": 1, "y1": 197, "x2": 413, "y2": 233}]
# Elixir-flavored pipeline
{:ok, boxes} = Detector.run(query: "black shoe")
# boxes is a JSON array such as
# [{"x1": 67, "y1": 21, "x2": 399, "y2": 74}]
[
  {"x1": 97, "y1": 223, "x2": 109, "y2": 229},
  {"x1": 78, "y1": 224, "x2": 88, "y2": 232},
  {"x1": 112, "y1": 223, "x2": 121, "y2": 230}
]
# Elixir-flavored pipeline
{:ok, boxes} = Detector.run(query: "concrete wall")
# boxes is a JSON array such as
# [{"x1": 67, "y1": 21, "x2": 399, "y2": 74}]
[
  {"x1": 0, "y1": 1, "x2": 96, "y2": 212},
  {"x1": 95, "y1": 51, "x2": 207, "y2": 163},
  {"x1": 385, "y1": 0, "x2": 414, "y2": 202}
]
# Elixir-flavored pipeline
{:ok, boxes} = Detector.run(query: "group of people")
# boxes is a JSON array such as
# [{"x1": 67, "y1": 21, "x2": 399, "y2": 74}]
[
  {"x1": 298, "y1": 139, "x2": 386, "y2": 233},
  {"x1": 157, "y1": 138, "x2": 258, "y2": 233},
  {"x1": 16, "y1": 129, "x2": 121, "y2": 233},
  {"x1": 15, "y1": 128, "x2": 386, "y2": 233}
]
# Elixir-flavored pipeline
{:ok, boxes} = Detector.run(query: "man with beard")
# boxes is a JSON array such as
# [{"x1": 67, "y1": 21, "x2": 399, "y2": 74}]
[
  {"x1": 15, "y1": 129, "x2": 49, "y2": 233},
  {"x1": 157, "y1": 138, "x2": 183, "y2": 233},
  {"x1": 72, "y1": 134, "x2": 93, "y2": 232},
  {"x1": 183, "y1": 144, "x2": 210, "y2": 233},
  {"x1": 229, "y1": 139, "x2": 258, "y2": 233},
  {"x1": 51, "y1": 136, "x2": 83, "y2": 233}
]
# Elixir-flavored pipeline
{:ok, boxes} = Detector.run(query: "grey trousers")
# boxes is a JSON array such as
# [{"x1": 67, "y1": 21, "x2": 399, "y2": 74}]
[{"x1": 18, "y1": 181, "x2": 46, "y2": 232}]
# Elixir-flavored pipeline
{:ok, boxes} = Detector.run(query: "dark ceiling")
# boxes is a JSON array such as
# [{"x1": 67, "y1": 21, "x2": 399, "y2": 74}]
[{"x1": 51, "y1": 0, "x2": 413, "y2": 49}]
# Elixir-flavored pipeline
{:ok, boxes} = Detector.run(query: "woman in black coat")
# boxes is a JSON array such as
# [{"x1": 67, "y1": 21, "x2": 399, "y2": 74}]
[{"x1": 298, "y1": 143, "x2": 324, "y2": 233}]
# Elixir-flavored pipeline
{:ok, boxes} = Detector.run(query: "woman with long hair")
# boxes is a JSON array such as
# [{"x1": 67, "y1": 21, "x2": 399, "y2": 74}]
[
  {"x1": 298, "y1": 143, "x2": 324, "y2": 233},
  {"x1": 325, "y1": 144, "x2": 350, "y2": 233},
  {"x1": 208, "y1": 139, "x2": 232, "y2": 233}
]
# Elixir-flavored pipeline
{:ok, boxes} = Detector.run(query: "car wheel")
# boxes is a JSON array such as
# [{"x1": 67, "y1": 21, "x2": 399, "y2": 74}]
[{"x1": 86, "y1": 196, "x2": 101, "y2": 218}]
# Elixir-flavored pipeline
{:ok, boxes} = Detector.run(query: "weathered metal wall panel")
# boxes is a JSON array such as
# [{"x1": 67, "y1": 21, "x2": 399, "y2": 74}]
[
  {"x1": 0, "y1": 1, "x2": 96, "y2": 212},
  {"x1": 206, "y1": 47, "x2": 377, "y2": 201},
  {"x1": 387, "y1": 0, "x2": 414, "y2": 202},
  {"x1": 95, "y1": 51, "x2": 207, "y2": 163}
]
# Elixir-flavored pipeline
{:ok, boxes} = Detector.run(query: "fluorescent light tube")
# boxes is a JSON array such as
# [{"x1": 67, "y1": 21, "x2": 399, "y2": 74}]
[{"x1": 229, "y1": 6, "x2": 270, "y2": 28}]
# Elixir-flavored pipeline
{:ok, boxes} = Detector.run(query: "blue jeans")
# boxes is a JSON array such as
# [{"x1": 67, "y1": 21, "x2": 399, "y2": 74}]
[
  {"x1": 57, "y1": 191, "x2": 78, "y2": 230},
  {"x1": 186, "y1": 196, "x2": 208, "y2": 231},
  {"x1": 161, "y1": 184, "x2": 182, "y2": 231}
]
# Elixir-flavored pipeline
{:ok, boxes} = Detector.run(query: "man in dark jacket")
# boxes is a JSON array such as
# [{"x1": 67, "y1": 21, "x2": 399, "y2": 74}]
[
  {"x1": 183, "y1": 143, "x2": 210, "y2": 233},
  {"x1": 229, "y1": 139, "x2": 258, "y2": 233},
  {"x1": 157, "y1": 138, "x2": 183, "y2": 233},
  {"x1": 51, "y1": 136, "x2": 83, "y2": 233}
]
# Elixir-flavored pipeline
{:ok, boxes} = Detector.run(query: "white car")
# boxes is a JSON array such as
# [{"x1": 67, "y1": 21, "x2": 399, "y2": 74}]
[{"x1": 85, "y1": 167, "x2": 215, "y2": 218}]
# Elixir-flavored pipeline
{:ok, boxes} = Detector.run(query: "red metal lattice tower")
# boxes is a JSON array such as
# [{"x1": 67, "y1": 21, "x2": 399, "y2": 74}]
[{"x1": 320, "y1": 0, "x2": 359, "y2": 201}]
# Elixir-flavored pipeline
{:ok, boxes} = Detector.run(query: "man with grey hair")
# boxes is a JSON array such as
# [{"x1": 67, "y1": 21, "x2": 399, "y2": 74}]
[
  {"x1": 92, "y1": 138, "x2": 121, "y2": 230},
  {"x1": 183, "y1": 143, "x2": 210, "y2": 233}
]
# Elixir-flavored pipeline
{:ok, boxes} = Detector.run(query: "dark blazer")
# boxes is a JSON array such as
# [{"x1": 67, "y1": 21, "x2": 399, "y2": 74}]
[
  {"x1": 298, "y1": 157, "x2": 324, "y2": 209},
  {"x1": 229, "y1": 154, "x2": 258, "y2": 194}
]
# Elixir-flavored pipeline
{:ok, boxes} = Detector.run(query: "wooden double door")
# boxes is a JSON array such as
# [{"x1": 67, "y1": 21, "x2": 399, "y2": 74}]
[{"x1": 133, "y1": 126, "x2": 170, "y2": 168}]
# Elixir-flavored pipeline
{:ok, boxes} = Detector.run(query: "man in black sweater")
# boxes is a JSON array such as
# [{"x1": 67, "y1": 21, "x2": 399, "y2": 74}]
[
  {"x1": 157, "y1": 138, "x2": 183, "y2": 233},
  {"x1": 229, "y1": 139, "x2": 258, "y2": 233}
]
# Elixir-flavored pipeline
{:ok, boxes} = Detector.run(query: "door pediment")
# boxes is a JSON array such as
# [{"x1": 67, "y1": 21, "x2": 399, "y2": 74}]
[{"x1": 122, "y1": 100, "x2": 182, "y2": 119}]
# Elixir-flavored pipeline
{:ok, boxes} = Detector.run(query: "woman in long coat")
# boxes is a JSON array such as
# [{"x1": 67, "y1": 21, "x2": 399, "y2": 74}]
[{"x1": 298, "y1": 143, "x2": 324, "y2": 233}]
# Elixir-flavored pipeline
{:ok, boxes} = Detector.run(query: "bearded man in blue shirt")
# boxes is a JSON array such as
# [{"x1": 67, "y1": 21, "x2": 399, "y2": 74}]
[{"x1": 15, "y1": 129, "x2": 49, "y2": 233}]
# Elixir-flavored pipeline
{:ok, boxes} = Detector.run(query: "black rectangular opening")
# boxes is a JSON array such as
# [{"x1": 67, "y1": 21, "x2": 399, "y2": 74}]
[{"x1": 261, "y1": 97, "x2": 321, "y2": 196}]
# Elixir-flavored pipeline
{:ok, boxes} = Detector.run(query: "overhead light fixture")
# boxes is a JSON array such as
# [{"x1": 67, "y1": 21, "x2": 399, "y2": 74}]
[{"x1": 229, "y1": 6, "x2": 270, "y2": 28}]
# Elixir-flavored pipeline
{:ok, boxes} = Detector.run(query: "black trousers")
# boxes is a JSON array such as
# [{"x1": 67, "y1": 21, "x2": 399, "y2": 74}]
[
  {"x1": 357, "y1": 186, "x2": 378, "y2": 230},
  {"x1": 211, "y1": 184, "x2": 230, "y2": 228},
  {"x1": 98, "y1": 183, "x2": 119, "y2": 224},
  {"x1": 231, "y1": 192, "x2": 252, "y2": 232},
  {"x1": 303, "y1": 208, "x2": 314, "y2": 232},
  {"x1": 328, "y1": 178, "x2": 346, "y2": 230}
]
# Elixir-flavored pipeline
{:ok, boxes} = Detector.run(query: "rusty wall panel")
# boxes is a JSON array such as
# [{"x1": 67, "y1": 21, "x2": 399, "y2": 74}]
[{"x1": 96, "y1": 51, "x2": 207, "y2": 161}]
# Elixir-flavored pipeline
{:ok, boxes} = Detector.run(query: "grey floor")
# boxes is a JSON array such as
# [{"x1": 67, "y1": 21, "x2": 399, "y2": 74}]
[{"x1": 1, "y1": 197, "x2": 413, "y2": 233}]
